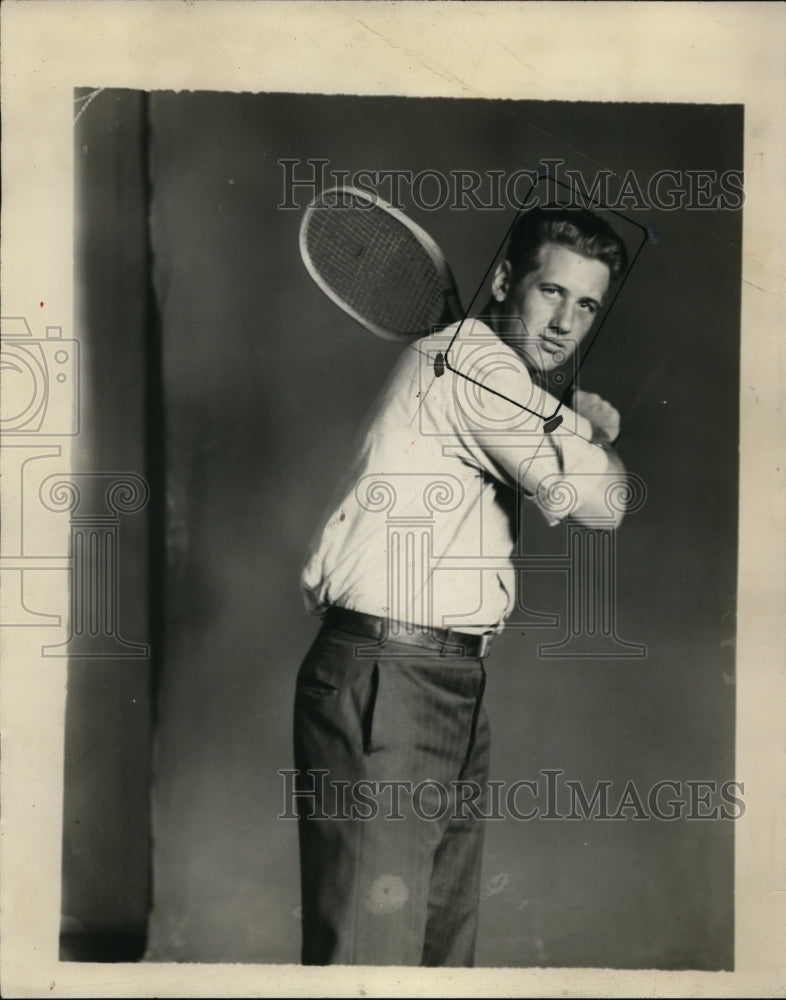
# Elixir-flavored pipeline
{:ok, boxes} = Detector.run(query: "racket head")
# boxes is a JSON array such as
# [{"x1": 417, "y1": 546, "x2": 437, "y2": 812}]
[{"x1": 299, "y1": 185, "x2": 463, "y2": 342}]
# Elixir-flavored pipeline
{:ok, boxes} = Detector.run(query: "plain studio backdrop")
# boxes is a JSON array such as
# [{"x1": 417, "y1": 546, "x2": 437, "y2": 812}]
[{"x1": 62, "y1": 90, "x2": 740, "y2": 968}]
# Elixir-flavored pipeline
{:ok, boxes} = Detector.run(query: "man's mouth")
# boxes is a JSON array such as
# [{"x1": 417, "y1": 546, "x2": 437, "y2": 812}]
[{"x1": 535, "y1": 337, "x2": 567, "y2": 361}]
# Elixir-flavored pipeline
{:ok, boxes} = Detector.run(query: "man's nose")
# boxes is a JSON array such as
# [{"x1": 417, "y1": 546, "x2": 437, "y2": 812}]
[{"x1": 550, "y1": 300, "x2": 574, "y2": 335}]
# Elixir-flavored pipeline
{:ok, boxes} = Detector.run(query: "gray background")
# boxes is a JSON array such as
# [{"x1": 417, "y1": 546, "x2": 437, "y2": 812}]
[{"x1": 62, "y1": 90, "x2": 740, "y2": 968}]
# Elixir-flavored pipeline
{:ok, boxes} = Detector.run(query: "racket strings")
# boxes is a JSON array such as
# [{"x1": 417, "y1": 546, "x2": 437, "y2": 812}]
[{"x1": 304, "y1": 201, "x2": 448, "y2": 335}]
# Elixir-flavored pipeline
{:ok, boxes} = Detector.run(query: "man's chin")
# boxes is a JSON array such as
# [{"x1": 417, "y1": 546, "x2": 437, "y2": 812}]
[
  {"x1": 501, "y1": 335, "x2": 568, "y2": 378},
  {"x1": 518, "y1": 347, "x2": 561, "y2": 376}
]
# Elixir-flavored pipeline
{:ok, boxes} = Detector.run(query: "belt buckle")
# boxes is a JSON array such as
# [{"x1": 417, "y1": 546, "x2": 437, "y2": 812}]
[{"x1": 478, "y1": 634, "x2": 492, "y2": 659}]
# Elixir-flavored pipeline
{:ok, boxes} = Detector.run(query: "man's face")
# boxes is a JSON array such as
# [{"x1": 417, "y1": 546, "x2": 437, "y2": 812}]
[{"x1": 494, "y1": 242, "x2": 611, "y2": 373}]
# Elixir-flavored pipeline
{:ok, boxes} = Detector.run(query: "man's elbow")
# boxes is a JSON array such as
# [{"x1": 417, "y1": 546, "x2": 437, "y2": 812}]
[
  {"x1": 572, "y1": 458, "x2": 630, "y2": 530},
  {"x1": 572, "y1": 498, "x2": 626, "y2": 530},
  {"x1": 535, "y1": 450, "x2": 630, "y2": 530}
]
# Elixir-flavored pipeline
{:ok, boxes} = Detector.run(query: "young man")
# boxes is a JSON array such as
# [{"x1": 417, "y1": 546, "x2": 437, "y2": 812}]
[{"x1": 294, "y1": 204, "x2": 629, "y2": 966}]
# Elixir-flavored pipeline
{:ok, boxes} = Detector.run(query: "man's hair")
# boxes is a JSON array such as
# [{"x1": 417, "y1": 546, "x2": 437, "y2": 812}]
[{"x1": 507, "y1": 204, "x2": 629, "y2": 282}]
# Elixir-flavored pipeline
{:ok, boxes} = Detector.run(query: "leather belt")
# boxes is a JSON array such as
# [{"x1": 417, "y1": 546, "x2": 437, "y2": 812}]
[{"x1": 323, "y1": 606, "x2": 494, "y2": 659}]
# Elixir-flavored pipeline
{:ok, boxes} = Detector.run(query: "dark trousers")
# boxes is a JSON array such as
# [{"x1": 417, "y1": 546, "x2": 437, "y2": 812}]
[{"x1": 293, "y1": 616, "x2": 490, "y2": 966}]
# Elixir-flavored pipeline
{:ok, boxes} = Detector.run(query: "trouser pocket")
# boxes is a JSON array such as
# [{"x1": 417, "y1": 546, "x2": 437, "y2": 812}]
[{"x1": 294, "y1": 631, "x2": 379, "y2": 763}]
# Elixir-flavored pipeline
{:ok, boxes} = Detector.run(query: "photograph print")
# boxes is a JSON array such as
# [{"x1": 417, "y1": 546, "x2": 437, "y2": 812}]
[{"x1": 58, "y1": 88, "x2": 742, "y2": 971}]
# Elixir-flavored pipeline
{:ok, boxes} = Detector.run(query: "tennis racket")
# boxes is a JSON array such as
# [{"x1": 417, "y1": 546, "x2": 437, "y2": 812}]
[{"x1": 298, "y1": 185, "x2": 464, "y2": 342}]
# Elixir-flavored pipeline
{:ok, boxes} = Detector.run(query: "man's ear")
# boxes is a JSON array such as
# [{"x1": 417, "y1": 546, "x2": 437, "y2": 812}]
[{"x1": 491, "y1": 260, "x2": 513, "y2": 302}]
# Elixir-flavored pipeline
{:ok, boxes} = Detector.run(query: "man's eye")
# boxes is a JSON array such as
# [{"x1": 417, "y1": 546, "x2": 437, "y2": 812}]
[
  {"x1": 580, "y1": 300, "x2": 598, "y2": 314},
  {"x1": 541, "y1": 286, "x2": 560, "y2": 297}
]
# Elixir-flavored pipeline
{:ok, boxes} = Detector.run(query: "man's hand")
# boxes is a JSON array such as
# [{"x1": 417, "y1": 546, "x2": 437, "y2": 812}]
[{"x1": 571, "y1": 389, "x2": 621, "y2": 446}]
